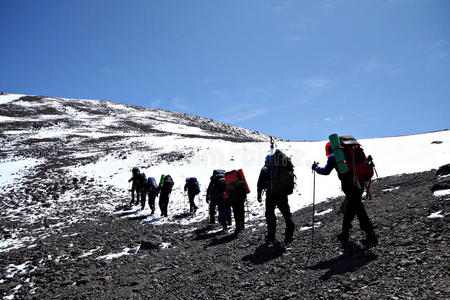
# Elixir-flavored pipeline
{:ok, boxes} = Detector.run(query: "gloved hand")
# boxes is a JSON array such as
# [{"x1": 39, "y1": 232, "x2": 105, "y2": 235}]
[
  {"x1": 312, "y1": 162, "x2": 318, "y2": 171},
  {"x1": 257, "y1": 194, "x2": 262, "y2": 203}
]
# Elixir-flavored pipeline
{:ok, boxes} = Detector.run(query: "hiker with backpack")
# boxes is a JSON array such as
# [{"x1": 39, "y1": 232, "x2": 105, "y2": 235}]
[
  {"x1": 312, "y1": 134, "x2": 378, "y2": 247},
  {"x1": 136, "y1": 171, "x2": 148, "y2": 210},
  {"x1": 184, "y1": 177, "x2": 200, "y2": 214},
  {"x1": 206, "y1": 170, "x2": 230, "y2": 231},
  {"x1": 128, "y1": 167, "x2": 144, "y2": 206},
  {"x1": 257, "y1": 149, "x2": 296, "y2": 244},
  {"x1": 146, "y1": 177, "x2": 158, "y2": 214},
  {"x1": 157, "y1": 175, "x2": 174, "y2": 217},
  {"x1": 225, "y1": 169, "x2": 250, "y2": 234}
]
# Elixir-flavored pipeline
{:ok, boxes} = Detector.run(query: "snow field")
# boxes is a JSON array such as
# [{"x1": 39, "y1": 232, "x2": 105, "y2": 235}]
[{"x1": 76, "y1": 130, "x2": 450, "y2": 227}]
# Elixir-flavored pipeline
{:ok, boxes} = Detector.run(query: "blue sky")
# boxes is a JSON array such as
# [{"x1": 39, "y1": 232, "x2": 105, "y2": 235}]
[{"x1": 1, "y1": 0, "x2": 449, "y2": 141}]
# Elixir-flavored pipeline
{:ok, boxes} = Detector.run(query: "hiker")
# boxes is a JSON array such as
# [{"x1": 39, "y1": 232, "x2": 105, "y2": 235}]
[
  {"x1": 146, "y1": 177, "x2": 158, "y2": 214},
  {"x1": 225, "y1": 169, "x2": 249, "y2": 233},
  {"x1": 157, "y1": 175, "x2": 174, "y2": 217},
  {"x1": 136, "y1": 172, "x2": 148, "y2": 210},
  {"x1": 257, "y1": 150, "x2": 296, "y2": 244},
  {"x1": 206, "y1": 170, "x2": 229, "y2": 231},
  {"x1": 128, "y1": 167, "x2": 142, "y2": 206},
  {"x1": 184, "y1": 177, "x2": 200, "y2": 213},
  {"x1": 312, "y1": 136, "x2": 378, "y2": 247}
]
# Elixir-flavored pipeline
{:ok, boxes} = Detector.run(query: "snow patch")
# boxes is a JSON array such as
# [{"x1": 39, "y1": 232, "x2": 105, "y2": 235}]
[
  {"x1": 0, "y1": 94, "x2": 26, "y2": 105},
  {"x1": 433, "y1": 189, "x2": 450, "y2": 197},
  {"x1": 300, "y1": 222, "x2": 322, "y2": 231},
  {"x1": 79, "y1": 247, "x2": 102, "y2": 258},
  {"x1": 160, "y1": 242, "x2": 171, "y2": 249},
  {"x1": 97, "y1": 247, "x2": 137, "y2": 260},
  {"x1": 0, "y1": 159, "x2": 42, "y2": 187},
  {"x1": 4, "y1": 284, "x2": 22, "y2": 300},
  {"x1": 153, "y1": 122, "x2": 213, "y2": 136},
  {"x1": 383, "y1": 186, "x2": 400, "y2": 192},
  {"x1": 427, "y1": 211, "x2": 444, "y2": 219},
  {"x1": 315, "y1": 208, "x2": 332, "y2": 216}
]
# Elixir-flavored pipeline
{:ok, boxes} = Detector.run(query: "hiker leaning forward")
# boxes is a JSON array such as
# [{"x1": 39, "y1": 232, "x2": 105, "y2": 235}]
[{"x1": 312, "y1": 141, "x2": 378, "y2": 247}]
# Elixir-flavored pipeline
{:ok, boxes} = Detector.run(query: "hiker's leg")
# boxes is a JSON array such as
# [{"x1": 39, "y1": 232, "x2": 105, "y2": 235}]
[
  {"x1": 141, "y1": 189, "x2": 146, "y2": 210},
  {"x1": 277, "y1": 195, "x2": 295, "y2": 243},
  {"x1": 217, "y1": 198, "x2": 227, "y2": 230},
  {"x1": 209, "y1": 199, "x2": 216, "y2": 224},
  {"x1": 342, "y1": 184, "x2": 359, "y2": 235},
  {"x1": 265, "y1": 195, "x2": 277, "y2": 241},
  {"x1": 189, "y1": 194, "x2": 195, "y2": 212}
]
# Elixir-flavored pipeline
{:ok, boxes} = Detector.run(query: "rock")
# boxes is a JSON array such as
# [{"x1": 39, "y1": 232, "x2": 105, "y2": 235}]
[
  {"x1": 436, "y1": 163, "x2": 450, "y2": 176},
  {"x1": 431, "y1": 177, "x2": 450, "y2": 191}
]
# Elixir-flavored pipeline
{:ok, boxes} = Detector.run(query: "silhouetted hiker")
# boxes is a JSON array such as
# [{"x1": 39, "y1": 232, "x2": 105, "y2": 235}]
[
  {"x1": 312, "y1": 135, "x2": 378, "y2": 247},
  {"x1": 257, "y1": 149, "x2": 296, "y2": 244},
  {"x1": 184, "y1": 177, "x2": 200, "y2": 213},
  {"x1": 225, "y1": 169, "x2": 250, "y2": 234},
  {"x1": 128, "y1": 167, "x2": 143, "y2": 206},
  {"x1": 206, "y1": 170, "x2": 229, "y2": 231},
  {"x1": 136, "y1": 171, "x2": 148, "y2": 210},
  {"x1": 146, "y1": 177, "x2": 158, "y2": 214},
  {"x1": 157, "y1": 175, "x2": 174, "y2": 217}
]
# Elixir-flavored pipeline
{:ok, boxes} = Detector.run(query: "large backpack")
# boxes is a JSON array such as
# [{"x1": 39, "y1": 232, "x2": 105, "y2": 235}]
[
  {"x1": 210, "y1": 170, "x2": 226, "y2": 200},
  {"x1": 265, "y1": 149, "x2": 296, "y2": 196},
  {"x1": 138, "y1": 172, "x2": 147, "y2": 187},
  {"x1": 147, "y1": 177, "x2": 158, "y2": 190},
  {"x1": 163, "y1": 175, "x2": 174, "y2": 193},
  {"x1": 186, "y1": 177, "x2": 200, "y2": 195},
  {"x1": 339, "y1": 135, "x2": 374, "y2": 198},
  {"x1": 224, "y1": 169, "x2": 250, "y2": 199}
]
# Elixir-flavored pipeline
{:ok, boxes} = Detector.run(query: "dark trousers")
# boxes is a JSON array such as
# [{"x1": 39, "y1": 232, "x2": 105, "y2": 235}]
[
  {"x1": 217, "y1": 198, "x2": 231, "y2": 230},
  {"x1": 147, "y1": 191, "x2": 156, "y2": 213},
  {"x1": 188, "y1": 193, "x2": 198, "y2": 213},
  {"x1": 341, "y1": 182, "x2": 374, "y2": 235},
  {"x1": 265, "y1": 193, "x2": 295, "y2": 241},
  {"x1": 209, "y1": 199, "x2": 218, "y2": 224},
  {"x1": 159, "y1": 193, "x2": 169, "y2": 217},
  {"x1": 140, "y1": 189, "x2": 146, "y2": 210},
  {"x1": 231, "y1": 197, "x2": 246, "y2": 232}
]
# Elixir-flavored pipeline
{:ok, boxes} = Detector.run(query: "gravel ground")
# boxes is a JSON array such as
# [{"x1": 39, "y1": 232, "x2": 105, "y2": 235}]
[{"x1": 1, "y1": 166, "x2": 449, "y2": 299}]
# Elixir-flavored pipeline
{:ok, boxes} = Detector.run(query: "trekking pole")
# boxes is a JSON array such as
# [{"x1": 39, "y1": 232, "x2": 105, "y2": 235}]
[
  {"x1": 270, "y1": 136, "x2": 275, "y2": 155},
  {"x1": 305, "y1": 163, "x2": 317, "y2": 267}
]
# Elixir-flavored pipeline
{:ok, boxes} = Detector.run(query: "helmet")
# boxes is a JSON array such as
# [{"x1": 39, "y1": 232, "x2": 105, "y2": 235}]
[
  {"x1": 132, "y1": 167, "x2": 140, "y2": 174},
  {"x1": 325, "y1": 141, "x2": 333, "y2": 157}
]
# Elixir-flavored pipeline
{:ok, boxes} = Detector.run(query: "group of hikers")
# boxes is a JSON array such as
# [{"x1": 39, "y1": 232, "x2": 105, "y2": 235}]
[{"x1": 127, "y1": 134, "x2": 378, "y2": 247}]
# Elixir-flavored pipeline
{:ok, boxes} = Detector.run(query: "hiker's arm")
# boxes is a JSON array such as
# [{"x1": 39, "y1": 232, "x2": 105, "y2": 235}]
[
  {"x1": 315, "y1": 155, "x2": 335, "y2": 175},
  {"x1": 257, "y1": 167, "x2": 268, "y2": 201}
]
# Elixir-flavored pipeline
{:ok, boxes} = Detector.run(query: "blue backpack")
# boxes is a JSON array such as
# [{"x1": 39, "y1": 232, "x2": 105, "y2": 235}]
[
  {"x1": 186, "y1": 177, "x2": 200, "y2": 195},
  {"x1": 147, "y1": 177, "x2": 157, "y2": 189}
]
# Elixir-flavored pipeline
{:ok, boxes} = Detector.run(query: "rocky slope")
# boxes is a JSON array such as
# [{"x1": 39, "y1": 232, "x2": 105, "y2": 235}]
[{"x1": 1, "y1": 166, "x2": 448, "y2": 299}]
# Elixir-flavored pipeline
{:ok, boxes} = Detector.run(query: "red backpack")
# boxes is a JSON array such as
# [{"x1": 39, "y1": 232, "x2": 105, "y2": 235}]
[{"x1": 339, "y1": 135, "x2": 375, "y2": 199}]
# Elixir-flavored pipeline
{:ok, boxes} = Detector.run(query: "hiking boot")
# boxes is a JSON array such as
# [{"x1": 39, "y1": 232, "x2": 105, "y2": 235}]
[
  {"x1": 363, "y1": 233, "x2": 378, "y2": 248},
  {"x1": 284, "y1": 235, "x2": 293, "y2": 245},
  {"x1": 337, "y1": 232, "x2": 349, "y2": 243},
  {"x1": 265, "y1": 235, "x2": 276, "y2": 244}
]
